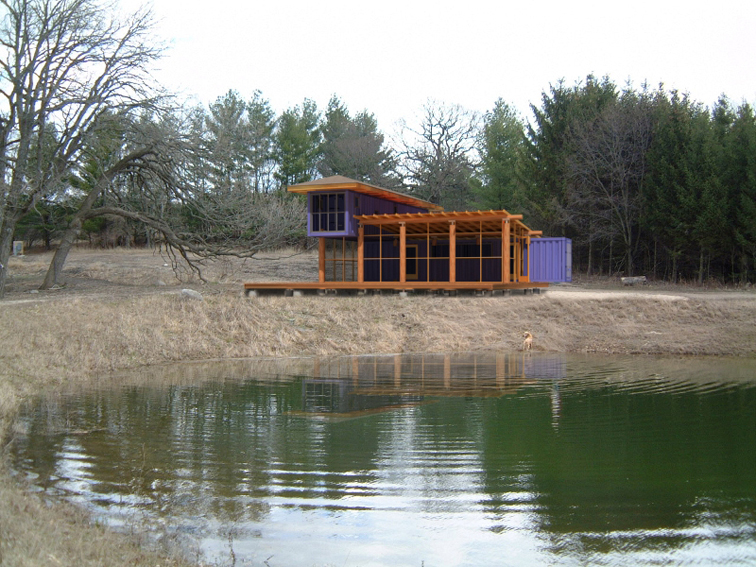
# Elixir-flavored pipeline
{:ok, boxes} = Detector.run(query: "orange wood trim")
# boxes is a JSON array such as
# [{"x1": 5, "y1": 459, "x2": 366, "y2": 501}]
[
  {"x1": 358, "y1": 212, "x2": 524, "y2": 226},
  {"x1": 478, "y1": 222, "x2": 482, "y2": 283},
  {"x1": 525, "y1": 233, "x2": 532, "y2": 280},
  {"x1": 357, "y1": 225, "x2": 364, "y2": 283},
  {"x1": 449, "y1": 221, "x2": 456, "y2": 283},
  {"x1": 244, "y1": 281, "x2": 548, "y2": 291},
  {"x1": 318, "y1": 238, "x2": 326, "y2": 283},
  {"x1": 378, "y1": 225, "x2": 383, "y2": 282},
  {"x1": 399, "y1": 223, "x2": 406, "y2": 283},
  {"x1": 502, "y1": 218, "x2": 510, "y2": 283}
]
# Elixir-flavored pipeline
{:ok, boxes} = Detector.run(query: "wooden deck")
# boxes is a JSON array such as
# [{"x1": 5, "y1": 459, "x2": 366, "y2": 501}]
[{"x1": 243, "y1": 280, "x2": 548, "y2": 296}]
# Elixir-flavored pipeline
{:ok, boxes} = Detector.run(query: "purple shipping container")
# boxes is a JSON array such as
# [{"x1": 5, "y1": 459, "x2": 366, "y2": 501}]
[{"x1": 530, "y1": 237, "x2": 572, "y2": 283}]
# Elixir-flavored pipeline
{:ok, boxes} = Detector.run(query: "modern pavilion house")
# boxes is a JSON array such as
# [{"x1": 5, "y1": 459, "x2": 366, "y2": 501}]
[{"x1": 244, "y1": 175, "x2": 569, "y2": 295}]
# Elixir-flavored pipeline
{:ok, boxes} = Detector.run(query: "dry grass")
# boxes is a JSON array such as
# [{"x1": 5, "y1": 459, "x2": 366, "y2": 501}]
[
  {"x1": 1, "y1": 247, "x2": 755, "y2": 566},
  {"x1": 0, "y1": 476, "x2": 200, "y2": 567}
]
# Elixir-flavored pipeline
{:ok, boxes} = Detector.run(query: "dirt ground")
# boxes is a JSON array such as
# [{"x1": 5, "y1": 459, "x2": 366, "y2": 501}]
[
  {"x1": 4, "y1": 244, "x2": 754, "y2": 301},
  {"x1": 1, "y1": 246, "x2": 755, "y2": 566}
]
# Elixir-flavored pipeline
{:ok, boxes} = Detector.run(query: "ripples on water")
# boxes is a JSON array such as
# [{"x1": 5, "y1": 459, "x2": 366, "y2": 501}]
[{"x1": 11, "y1": 353, "x2": 756, "y2": 566}]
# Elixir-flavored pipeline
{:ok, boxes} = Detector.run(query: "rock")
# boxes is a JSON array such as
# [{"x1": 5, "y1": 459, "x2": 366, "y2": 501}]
[
  {"x1": 156, "y1": 279, "x2": 167, "y2": 286},
  {"x1": 621, "y1": 276, "x2": 647, "y2": 286},
  {"x1": 181, "y1": 288, "x2": 203, "y2": 301}
]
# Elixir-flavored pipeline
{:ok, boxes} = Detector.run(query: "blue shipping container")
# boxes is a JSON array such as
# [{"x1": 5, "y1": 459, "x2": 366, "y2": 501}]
[{"x1": 530, "y1": 237, "x2": 572, "y2": 283}]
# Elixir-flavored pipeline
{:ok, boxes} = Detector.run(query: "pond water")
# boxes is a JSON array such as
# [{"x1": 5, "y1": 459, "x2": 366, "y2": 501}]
[{"x1": 10, "y1": 353, "x2": 756, "y2": 566}]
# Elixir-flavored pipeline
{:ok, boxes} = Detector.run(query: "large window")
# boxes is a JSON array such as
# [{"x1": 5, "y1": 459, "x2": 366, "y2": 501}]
[
  {"x1": 324, "y1": 238, "x2": 358, "y2": 281},
  {"x1": 311, "y1": 192, "x2": 346, "y2": 232}
]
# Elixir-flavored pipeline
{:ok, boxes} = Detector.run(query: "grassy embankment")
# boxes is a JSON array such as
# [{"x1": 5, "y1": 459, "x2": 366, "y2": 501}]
[{"x1": 1, "y1": 248, "x2": 755, "y2": 565}]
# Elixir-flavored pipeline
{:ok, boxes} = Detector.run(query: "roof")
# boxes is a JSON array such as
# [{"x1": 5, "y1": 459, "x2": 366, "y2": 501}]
[
  {"x1": 287, "y1": 175, "x2": 444, "y2": 212},
  {"x1": 355, "y1": 209, "x2": 543, "y2": 237}
]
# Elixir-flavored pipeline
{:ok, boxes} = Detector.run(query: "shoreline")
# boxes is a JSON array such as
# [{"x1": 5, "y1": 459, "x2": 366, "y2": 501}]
[{"x1": 1, "y1": 249, "x2": 755, "y2": 565}]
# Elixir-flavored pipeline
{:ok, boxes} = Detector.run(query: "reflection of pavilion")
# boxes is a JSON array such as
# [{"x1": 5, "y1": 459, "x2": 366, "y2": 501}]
[{"x1": 300, "y1": 353, "x2": 566, "y2": 417}]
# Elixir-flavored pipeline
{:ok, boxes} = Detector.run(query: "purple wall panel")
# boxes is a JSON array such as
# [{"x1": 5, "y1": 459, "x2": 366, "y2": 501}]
[
  {"x1": 530, "y1": 238, "x2": 572, "y2": 283},
  {"x1": 309, "y1": 190, "x2": 430, "y2": 238}
]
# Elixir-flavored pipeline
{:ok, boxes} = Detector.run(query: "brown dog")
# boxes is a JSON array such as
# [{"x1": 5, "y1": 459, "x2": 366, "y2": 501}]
[{"x1": 523, "y1": 332, "x2": 533, "y2": 351}]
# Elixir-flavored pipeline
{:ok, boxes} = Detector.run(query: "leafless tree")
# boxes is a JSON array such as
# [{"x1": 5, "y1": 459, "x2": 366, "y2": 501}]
[
  {"x1": 0, "y1": 0, "x2": 163, "y2": 296},
  {"x1": 40, "y1": 111, "x2": 308, "y2": 288},
  {"x1": 566, "y1": 96, "x2": 653, "y2": 275},
  {"x1": 397, "y1": 101, "x2": 480, "y2": 211}
]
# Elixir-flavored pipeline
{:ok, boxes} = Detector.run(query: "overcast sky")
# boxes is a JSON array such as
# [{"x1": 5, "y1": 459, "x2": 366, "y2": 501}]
[{"x1": 124, "y1": 0, "x2": 756, "y2": 130}]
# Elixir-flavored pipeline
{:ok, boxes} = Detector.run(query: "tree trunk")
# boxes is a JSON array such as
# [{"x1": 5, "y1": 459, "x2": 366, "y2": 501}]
[
  {"x1": 0, "y1": 225, "x2": 14, "y2": 299},
  {"x1": 609, "y1": 239, "x2": 614, "y2": 276},
  {"x1": 672, "y1": 253, "x2": 678, "y2": 283},
  {"x1": 40, "y1": 149, "x2": 150, "y2": 289},
  {"x1": 41, "y1": 217, "x2": 83, "y2": 289},
  {"x1": 653, "y1": 239, "x2": 658, "y2": 280}
]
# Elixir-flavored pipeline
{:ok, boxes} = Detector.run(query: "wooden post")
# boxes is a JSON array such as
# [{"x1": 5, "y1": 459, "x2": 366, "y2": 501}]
[
  {"x1": 399, "y1": 222, "x2": 406, "y2": 283},
  {"x1": 523, "y1": 233, "x2": 531, "y2": 282},
  {"x1": 318, "y1": 238, "x2": 326, "y2": 283},
  {"x1": 449, "y1": 221, "x2": 456, "y2": 283},
  {"x1": 514, "y1": 226, "x2": 521, "y2": 282},
  {"x1": 502, "y1": 218, "x2": 510, "y2": 283},
  {"x1": 357, "y1": 224, "x2": 364, "y2": 283}
]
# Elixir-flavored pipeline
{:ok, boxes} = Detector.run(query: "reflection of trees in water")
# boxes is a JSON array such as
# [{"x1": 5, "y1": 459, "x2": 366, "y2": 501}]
[
  {"x1": 12, "y1": 353, "x2": 756, "y2": 562},
  {"x1": 475, "y1": 370, "x2": 756, "y2": 562}
]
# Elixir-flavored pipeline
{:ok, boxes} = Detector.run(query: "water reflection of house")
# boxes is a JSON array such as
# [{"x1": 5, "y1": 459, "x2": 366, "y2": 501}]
[
  {"x1": 245, "y1": 176, "x2": 571, "y2": 295},
  {"x1": 298, "y1": 353, "x2": 567, "y2": 417}
]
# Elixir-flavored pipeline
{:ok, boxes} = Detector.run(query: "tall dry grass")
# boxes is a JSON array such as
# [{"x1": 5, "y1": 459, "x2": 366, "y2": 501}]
[
  {"x1": 3, "y1": 290, "x2": 754, "y2": 389},
  {"x1": 1, "y1": 282, "x2": 755, "y2": 566}
]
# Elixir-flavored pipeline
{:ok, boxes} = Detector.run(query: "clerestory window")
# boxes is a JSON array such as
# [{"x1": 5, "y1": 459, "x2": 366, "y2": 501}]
[{"x1": 311, "y1": 192, "x2": 346, "y2": 232}]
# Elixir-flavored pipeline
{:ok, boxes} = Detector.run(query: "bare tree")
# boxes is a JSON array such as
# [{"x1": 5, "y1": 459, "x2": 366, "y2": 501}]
[
  {"x1": 567, "y1": 95, "x2": 653, "y2": 275},
  {"x1": 398, "y1": 101, "x2": 480, "y2": 211},
  {"x1": 38, "y1": 108, "x2": 307, "y2": 287},
  {"x1": 0, "y1": 0, "x2": 163, "y2": 296}
]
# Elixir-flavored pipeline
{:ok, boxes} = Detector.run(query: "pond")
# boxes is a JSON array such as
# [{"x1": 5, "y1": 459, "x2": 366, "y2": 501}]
[{"x1": 10, "y1": 353, "x2": 756, "y2": 566}]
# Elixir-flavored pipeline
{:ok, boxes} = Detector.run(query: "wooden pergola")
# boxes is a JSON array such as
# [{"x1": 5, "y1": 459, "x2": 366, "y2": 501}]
[
  {"x1": 351, "y1": 209, "x2": 540, "y2": 286},
  {"x1": 244, "y1": 209, "x2": 548, "y2": 295}
]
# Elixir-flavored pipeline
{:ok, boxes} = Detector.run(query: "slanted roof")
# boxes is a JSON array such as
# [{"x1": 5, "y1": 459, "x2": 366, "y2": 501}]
[
  {"x1": 355, "y1": 209, "x2": 543, "y2": 237},
  {"x1": 288, "y1": 175, "x2": 444, "y2": 212}
]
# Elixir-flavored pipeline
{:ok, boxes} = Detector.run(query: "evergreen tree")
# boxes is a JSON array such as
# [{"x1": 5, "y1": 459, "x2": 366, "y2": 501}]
[
  {"x1": 728, "y1": 103, "x2": 756, "y2": 282},
  {"x1": 205, "y1": 90, "x2": 252, "y2": 195},
  {"x1": 246, "y1": 91, "x2": 276, "y2": 193},
  {"x1": 318, "y1": 96, "x2": 397, "y2": 186},
  {"x1": 273, "y1": 99, "x2": 321, "y2": 189},
  {"x1": 471, "y1": 99, "x2": 526, "y2": 211},
  {"x1": 523, "y1": 75, "x2": 618, "y2": 236}
]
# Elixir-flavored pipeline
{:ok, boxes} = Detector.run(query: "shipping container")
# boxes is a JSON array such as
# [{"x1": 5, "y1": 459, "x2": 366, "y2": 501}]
[{"x1": 530, "y1": 237, "x2": 572, "y2": 283}]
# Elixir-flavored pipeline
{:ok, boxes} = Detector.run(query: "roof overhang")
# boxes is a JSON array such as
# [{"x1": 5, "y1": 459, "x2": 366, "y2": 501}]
[
  {"x1": 288, "y1": 175, "x2": 444, "y2": 212},
  {"x1": 355, "y1": 209, "x2": 539, "y2": 236}
]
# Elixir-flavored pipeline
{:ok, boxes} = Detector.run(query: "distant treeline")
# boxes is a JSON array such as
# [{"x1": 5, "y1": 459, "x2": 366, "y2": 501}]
[
  {"x1": 508, "y1": 76, "x2": 756, "y2": 284},
  {"x1": 13, "y1": 78, "x2": 756, "y2": 285},
  {"x1": 7, "y1": 17, "x2": 755, "y2": 284}
]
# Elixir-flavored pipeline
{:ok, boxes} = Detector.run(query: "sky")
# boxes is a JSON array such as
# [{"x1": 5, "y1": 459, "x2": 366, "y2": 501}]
[{"x1": 122, "y1": 0, "x2": 756, "y2": 132}]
